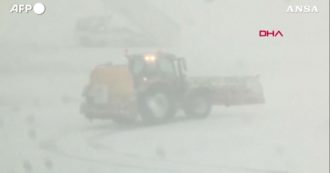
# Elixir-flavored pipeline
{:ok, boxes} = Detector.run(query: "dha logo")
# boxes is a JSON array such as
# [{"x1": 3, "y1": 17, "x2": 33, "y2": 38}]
[
  {"x1": 259, "y1": 30, "x2": 284, "y2": 37},
  {"x1": 286, "y1": 5, "x2": 319, "y2": 13},
  {"x1": 10, "y1": 3, "x2": 46, "y2": 15}
]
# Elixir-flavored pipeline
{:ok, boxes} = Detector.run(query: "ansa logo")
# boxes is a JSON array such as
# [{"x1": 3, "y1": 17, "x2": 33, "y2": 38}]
[
  {"x1": 259, "y1": 30, "x2": 284, "y2": 37},
  {"x1": 286, "y1": 5, "x2": 319, "y2": 13}
]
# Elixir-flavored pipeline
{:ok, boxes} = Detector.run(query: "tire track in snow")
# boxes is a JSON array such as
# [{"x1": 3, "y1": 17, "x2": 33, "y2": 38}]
[{"x1": 40, "y1": 117, "x2": 290, "y2": 173}]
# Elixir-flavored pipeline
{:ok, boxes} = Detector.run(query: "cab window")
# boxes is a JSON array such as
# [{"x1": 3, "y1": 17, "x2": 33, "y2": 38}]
[{"x1": 158, "y1": 58, "x2": 176, "y2": 76}]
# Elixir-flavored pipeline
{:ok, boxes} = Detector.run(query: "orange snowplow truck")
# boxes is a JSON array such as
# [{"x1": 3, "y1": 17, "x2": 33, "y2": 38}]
[{"x1": 80, "y1": 52, "x2": 265, "y2": 123}]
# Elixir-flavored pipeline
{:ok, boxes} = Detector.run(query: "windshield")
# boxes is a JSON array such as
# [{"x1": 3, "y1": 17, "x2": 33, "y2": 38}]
[
  {"x1": 130, "y1": 57, "x2": 176, "y2": 77},
  {"x1": 131, "y1": 58, "x2": 145, "y2": 75},
  {"x1": 158, "y1": 57, "x2": 176, "y2": 75}
]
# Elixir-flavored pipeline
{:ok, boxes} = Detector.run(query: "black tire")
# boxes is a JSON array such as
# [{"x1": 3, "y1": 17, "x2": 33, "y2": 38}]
[
  {"x1": 184, "y1": 93, "x2": 212, "y2": 118},
  {"x1": 138, "y1": 90, "x2": 175, "y2": 124}
]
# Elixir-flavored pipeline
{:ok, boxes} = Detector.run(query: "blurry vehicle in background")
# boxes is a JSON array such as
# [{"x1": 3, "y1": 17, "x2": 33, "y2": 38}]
[
  {"x1": 80, "y1": 52, "x2": 265, "y2": 124},
  {"x1": 74, "y1": 0, "x2": 180, "y2": 47},
  {"x1": 74, "y1": 15, "x2": 158, "y2": 47}
]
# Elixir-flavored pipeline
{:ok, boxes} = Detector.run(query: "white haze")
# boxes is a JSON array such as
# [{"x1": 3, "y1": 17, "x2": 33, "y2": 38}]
[{"x1": 0, "y1": 0, "x2": 329, "y2": 173}]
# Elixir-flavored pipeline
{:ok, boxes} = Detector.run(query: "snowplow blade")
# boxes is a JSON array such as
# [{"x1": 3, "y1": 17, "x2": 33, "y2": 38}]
[{"x1": 189, "y1": 76, "x2": 265, "y2": 106}]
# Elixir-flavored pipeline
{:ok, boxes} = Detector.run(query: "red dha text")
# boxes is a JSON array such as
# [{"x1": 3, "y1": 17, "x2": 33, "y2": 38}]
[{"x1": 259, "y1": 30, "x2": 284, "y2": 37}]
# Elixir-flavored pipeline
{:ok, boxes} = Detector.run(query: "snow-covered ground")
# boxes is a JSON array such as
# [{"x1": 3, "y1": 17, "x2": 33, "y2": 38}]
[
  {"x1": 0, "y1": 0, "x2": 329, "y2": 172},
  {"x1": 0, "y1": 46, "x2": 328, "y2": 173}
]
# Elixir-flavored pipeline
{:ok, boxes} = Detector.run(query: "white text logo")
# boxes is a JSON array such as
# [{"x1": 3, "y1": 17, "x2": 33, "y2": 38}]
[
  {"x1": 286, "y1": 5, "x2": 318, "y2": 13},
  {"x1": 10, "y1": 3, "x2": 46, "y2": 15}
]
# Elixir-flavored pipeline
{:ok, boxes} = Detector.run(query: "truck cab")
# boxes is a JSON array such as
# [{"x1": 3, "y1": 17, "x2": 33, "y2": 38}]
[{"x1": 127, "y1": 52, "x2": 187, "y2": 98}]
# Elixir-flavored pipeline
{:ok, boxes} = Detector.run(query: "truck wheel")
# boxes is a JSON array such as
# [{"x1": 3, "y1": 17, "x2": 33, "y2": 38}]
[
  {"x1": 184, "y1": 94, "x2": 211, "y2": 118},
  {"x1": 139, "y1": 90, "x2": 175, "y2": 123}
]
